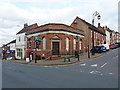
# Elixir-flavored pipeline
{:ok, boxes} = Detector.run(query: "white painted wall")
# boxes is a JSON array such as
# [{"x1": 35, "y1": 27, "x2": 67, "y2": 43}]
[
  {"x1": 10, "y1": 43, "x2": 16, "y2": 50},
  {"x1": 106, "y1": 30, "x2": 110, "y2": 45},
  {"x1": 15, "y1": 33, "x2": 26, "y2": 59}
]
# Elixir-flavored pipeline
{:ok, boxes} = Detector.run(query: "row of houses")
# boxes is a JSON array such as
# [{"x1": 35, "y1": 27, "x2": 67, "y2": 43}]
[{"x1": 2, "y1": 16, "x2": 120, "y2": 60}]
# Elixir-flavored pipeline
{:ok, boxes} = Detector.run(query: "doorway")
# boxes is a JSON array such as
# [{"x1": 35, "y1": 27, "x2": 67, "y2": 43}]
[{"x1": 52, "y1": 42, "x2": 59, "y2": 55}]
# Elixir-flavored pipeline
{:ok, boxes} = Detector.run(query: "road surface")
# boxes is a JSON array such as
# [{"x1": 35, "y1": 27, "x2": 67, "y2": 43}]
[{"x1": 2, "y1": 48, "x2": 119, "y2": 88}]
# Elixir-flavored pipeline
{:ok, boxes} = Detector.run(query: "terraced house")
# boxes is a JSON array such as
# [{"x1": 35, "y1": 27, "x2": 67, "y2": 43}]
[{"x1": 71, "y1": 16, "x2": 106, "y2": 52}]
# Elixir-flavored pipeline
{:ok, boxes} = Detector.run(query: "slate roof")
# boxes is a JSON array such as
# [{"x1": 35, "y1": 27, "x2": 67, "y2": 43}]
[
  {"x1": 16, "y1": 23, "x2": 38, "y2": 35},
  {"x1": 26, "y1": 23, "x2": 85, "y2": 36},
  {"x1": 3, "y1": 39, "x2": 16, "y2": 47},
  {"x1": 76, "y1": 16, "x2": 106, "y2": 36}
]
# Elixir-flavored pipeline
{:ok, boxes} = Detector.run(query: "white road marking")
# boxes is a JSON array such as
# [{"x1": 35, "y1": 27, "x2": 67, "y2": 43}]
[
  {"x1": 108, "y1": 73, "x2": 113, "y2": 75},
  {"x1": 100, "y1": 63, "x2": 107, "y2": 68},
  {"x1": 90, "y1": 64, "x2": 97, "y2": 67},
  {"x1": 80, "y1": 63, "x2": 86, "y2": 66},
  {"x1": 90, "y1": 71, "x2": 95, "y2": 74}
]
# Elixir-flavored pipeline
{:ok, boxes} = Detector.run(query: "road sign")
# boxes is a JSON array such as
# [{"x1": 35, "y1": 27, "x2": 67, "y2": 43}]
[{"x1": 35, "y1": 36, "x2": 41, "y2": 42}]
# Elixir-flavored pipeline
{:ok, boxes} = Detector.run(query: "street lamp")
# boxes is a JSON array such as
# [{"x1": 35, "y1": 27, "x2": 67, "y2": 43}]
[{"x1": 92, "y1": 11, "x2": 101, "y2": 55}]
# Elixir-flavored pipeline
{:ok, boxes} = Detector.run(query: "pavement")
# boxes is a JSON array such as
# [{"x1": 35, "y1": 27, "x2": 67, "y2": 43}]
[{"x1": 2, "y1": 52, "x2": 103, "y2": 66}]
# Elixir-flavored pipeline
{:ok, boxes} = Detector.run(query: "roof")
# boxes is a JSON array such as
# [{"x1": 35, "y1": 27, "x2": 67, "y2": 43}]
[
  {"x1": 26, "y1": 23, "x2": 85, "y2": 36},
  {"x1": 26, "y1": 28, "x2": 85, "y2": 36},
  {"x1": 16, "y1": 23, "x2": 38, "y2": 35},
  {"x1": 75, "y1": 16, "x2": 106, "y2": 36},
  {"x1": 3, "y1": 39, "x2": 16, "y2": 47},
  {"x1": 35, "y1": 23, "x2": 84, "y2": 32}
]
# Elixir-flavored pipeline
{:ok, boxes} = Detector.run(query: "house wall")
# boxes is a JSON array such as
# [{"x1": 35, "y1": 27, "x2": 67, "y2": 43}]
[
  {"x1": 15, "y1": 33, "x2": 26, "y2": 59},
  {"x1": 71, "y1": 17, "x2": 106, "y2": 52},
  {"x1": 10, "y1": 43, "x2": 16, "y2": 50},
  {"x1": 26, "y1": 31, "x2": 85, "y2": 60}
]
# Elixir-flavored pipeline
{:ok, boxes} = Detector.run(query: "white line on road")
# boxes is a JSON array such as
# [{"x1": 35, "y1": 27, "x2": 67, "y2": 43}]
[
  {"x1": 80, "y1": 63, "x2": 86, "y2": 66},
  {"x1": 108, "y1": 73, "x2": 113, "y2": 75},
  {"x1": 90, "y1": 64, "x2": 97, "y2": 67},
  {"x1": 90, "y1": 71, "x2": 95, "y2": 74},
  {"x1": 100, "y1": 63, "x2": 107, "y2": 68}
]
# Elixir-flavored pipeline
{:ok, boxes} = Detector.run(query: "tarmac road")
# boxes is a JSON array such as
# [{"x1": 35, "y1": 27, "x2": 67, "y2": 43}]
[{"x1": 2, "y1": 48, "x2": 119, "y2": 88}]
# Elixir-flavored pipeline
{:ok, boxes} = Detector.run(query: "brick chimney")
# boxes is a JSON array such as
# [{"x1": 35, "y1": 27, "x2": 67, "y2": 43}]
[
  {"x1": 24, "y1": 23, "x2": 28, "y2": 28},
  {"x1": 98, "y1": 23, "x2": 101, "y2": 28}
]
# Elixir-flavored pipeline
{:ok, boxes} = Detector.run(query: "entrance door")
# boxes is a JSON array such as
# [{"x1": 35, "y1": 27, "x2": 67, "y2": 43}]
[{"x1": 52, "y1": 42, "x2": 59, "y2": 55}]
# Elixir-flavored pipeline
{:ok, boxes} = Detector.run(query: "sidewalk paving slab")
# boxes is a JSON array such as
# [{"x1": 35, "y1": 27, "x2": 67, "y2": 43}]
[{"x1": 2, "y1": 53, "x2": 103, "y2": 66}]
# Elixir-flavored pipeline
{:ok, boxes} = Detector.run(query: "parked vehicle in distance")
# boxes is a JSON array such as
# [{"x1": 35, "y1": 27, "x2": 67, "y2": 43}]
[
  {"x1": 99, "y1": 44, "x2": 109, "y2": 51},
  {"x1": 91, "y1": 45, "x2": 106, "y2": 53},
  {"x1": 115, "y1": 42, "x2": 120, "y2": 47},
  {"x1": 109, "y1": 44, "x2": 118, "y2": 49}
]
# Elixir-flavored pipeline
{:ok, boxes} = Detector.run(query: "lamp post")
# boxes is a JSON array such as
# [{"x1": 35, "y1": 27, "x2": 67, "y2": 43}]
[
  {"x1": 92, "y1": 11, "x2": 101, "y2": 55},
  {"x1": 34, "y1": 36, "x2": 41, "y2": 63}
]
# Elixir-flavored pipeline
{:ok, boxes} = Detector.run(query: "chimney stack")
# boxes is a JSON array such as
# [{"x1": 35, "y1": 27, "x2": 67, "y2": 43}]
[
  {"x1": 98, "y1": 23, "x2": 100, "y2": 27},
  {"x1": 24, "y1": 23, "x2": 28, "y2": 28}
]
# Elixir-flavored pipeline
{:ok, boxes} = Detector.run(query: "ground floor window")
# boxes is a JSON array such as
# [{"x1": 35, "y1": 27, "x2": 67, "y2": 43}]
[
  {"x1": 74, "y1": 39, "x2": 76, "y2": 50},
  {"x1": 17, "y1": 49, "x2": 22, "y2": 57},
  {"x1": 66, "y1": 37, "x2": 69, "y2": 51},
  {"x1": 43, "y1": 37, "x2": 46, "y2": 50},
  {"x1": 79, "y1": 40, "x2": 82, "y2": 50}
]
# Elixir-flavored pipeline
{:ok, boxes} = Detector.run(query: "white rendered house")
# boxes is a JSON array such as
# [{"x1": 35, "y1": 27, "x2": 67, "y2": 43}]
[{"x1": 15, "y1": 23, "x2": 38, "y2": 60}]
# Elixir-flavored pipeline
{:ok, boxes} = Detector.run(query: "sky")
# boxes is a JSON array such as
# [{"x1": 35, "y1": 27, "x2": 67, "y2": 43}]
[{"x1": 0, "y1": 0, "x2": 119, "y2": 46}]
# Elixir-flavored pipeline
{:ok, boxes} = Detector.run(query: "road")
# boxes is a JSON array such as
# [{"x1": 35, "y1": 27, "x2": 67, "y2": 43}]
[{"x1": 2, "y1": 48, "x2": 119, "y2": 88}]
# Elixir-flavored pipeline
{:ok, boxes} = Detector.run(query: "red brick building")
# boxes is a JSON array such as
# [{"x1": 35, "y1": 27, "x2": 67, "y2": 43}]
[
  {"x1": 71, "y1": 16, "x2": 106, "y2": 52},
  {"x1": 26, "y1": 23, "x2": 85, "y2": 60}
]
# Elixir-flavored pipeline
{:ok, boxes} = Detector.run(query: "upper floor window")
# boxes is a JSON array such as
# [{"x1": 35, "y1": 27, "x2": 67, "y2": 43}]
[
  {"x1": 19, "y1": 37, "x2": 20, "y2": 42},
  {"x1": 43, "y1": 37, "x2": 46, "y2": 50}
]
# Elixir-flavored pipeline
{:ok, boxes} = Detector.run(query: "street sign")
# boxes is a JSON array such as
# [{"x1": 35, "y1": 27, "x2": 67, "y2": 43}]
[
  {"x1": 76, "y1": 36, "x2": 79, "y2": 40},
  {"x1": 35, "y1": 36, "x2": 41, "y2": 42}
]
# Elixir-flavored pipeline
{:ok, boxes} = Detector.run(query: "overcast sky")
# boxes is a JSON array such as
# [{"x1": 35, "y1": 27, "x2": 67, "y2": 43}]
[{"x1": 0, "y1": 0, "x2": 119, "y2": 46}]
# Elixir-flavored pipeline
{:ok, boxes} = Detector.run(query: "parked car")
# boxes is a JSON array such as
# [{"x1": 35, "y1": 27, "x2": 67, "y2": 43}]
[
  {"x1": 99, "y1": 44, "x2": 109, "y2": 51},
  {"x1": 109, "y1": 44, "x2": 118, "y2": 49},
  {"x1": 91, "y1": 45, "x2": 106, "y2": 53},
  {"x1": 115, "y1": 42, "x2": 120, "y2": 47}
]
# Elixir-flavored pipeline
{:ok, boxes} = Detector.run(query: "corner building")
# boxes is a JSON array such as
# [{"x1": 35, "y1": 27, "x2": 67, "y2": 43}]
[{"x1": 26, "y1": 23, "x2": 85, "y2": 60}]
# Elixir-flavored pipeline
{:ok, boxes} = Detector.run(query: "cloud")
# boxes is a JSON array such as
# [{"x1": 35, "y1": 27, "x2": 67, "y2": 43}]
[{"x1": 0, "y1": 0, "x2": 119, "y2": 46}]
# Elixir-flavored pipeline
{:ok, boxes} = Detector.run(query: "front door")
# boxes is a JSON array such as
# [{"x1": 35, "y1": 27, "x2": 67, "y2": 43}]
[{"x1": 52, "y1": 42, "x2": 59, "y2": 55}]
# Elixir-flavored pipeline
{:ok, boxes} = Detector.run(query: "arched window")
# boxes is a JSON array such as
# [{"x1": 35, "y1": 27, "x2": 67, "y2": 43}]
[
  {"x1": 43, "y1": 37, "x2": 46, "y2": 50},
  {"x1": 66, "y1": 38, "x2": 69, "y2": 51},
  {"x1": 74, "y1": 38, "x2": 76, "y2": 50},
  {"x1": 79, "y1": 39, "x2": 82, "y2": 50}
]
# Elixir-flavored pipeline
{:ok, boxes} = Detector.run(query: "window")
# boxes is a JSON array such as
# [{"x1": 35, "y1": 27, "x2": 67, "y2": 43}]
[
  {"x1": 66, "y1": 38, "x2": 69, "y2": 51},
  {"x1": 91, "y1": 31, "x2": 92, "y2": 38},
  {"x1": 43, "y1": 37, "x2": 46, "y2": 50},
  {"x1": 79, "y1": 40, "x2": 82, "y2": 50},
  {"x1": 17, "y1": 49, "x2": 22, "y2": 57},
  {"x1": 19, "y1": 37, "x2": 20, "y2": 42},
  {"x1": 74, "y1": 38, "x2": 76, "y2": 50}
]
